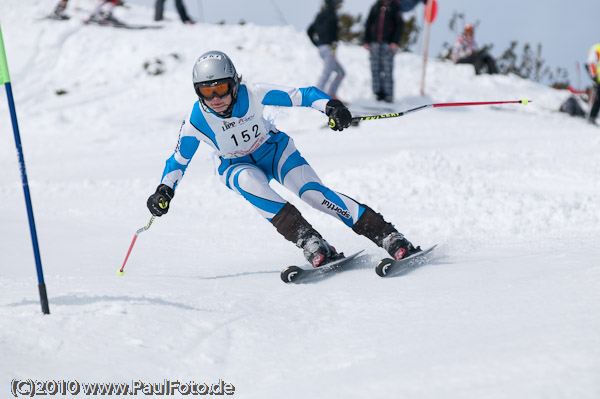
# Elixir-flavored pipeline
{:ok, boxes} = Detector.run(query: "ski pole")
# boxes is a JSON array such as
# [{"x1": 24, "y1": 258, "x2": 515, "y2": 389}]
[
  {"x1": 1, "y1": 24, "x2": 50, "y2": 314},
  {"x1": 349, "y1": 99, "x2": 531, "y2": 124},
  {"x1": 117, "y1": 216, "x2": 156, "y2": 276}
]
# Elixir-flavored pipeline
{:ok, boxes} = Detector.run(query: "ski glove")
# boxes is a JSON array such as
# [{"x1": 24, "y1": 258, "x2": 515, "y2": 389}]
[
  {"x1": 326, "y1": 99, "x2": 352, "y2": 131},
  {"x1": 147, "y1": 184, "x2": 175, "y2": 216}
]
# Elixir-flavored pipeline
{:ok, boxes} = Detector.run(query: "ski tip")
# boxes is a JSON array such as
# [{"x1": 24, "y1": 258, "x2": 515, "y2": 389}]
[
  {"x1": 375, "y1": 244, "x2": 438, "y2": 278},
  {"x1": 281, "y1": 265, "x2": 302, "y2": 283},
  {"x1": 375, "y1": 258, "x2": 394, "y2": 277}
]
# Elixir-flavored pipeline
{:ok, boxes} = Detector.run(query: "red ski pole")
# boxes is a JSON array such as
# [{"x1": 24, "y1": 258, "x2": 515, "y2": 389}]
[
  {"x1": 349, "y1": 99, "x2": 531, "y2": 124},
  {"x1": 117, "y1": 216, "x2": 156, "y2": 276}
]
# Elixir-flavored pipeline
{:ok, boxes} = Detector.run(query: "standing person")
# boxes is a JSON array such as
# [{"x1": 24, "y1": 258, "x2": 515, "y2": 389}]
[
  {"x1": 363, "y1": 0, "x2": 403, "y2": 103},
  {"x1": 307, "y1": 0, "x2": 345, "y2": 99},
  {"x1": 146, "y1": 51, "x2": 421, "y2": 268},
  {"x1": 50, "y1": 0, "x2": 70, "y2": 20},
  {"x1": 586, "y1": 43, "x2": 600, "y2": 125},
  {"x1": 450, "y1": 24, "x2": 498, "y2": 75},
  {"x1": 155, "y1": 0, "x2": 195, "y2": 24},
  {"x1": 363, "y1": 0, "x2": 426, "y2": 102}
]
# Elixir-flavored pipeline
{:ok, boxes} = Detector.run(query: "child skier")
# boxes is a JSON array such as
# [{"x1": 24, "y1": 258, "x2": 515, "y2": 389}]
[{"x1": 146, "y1": 51, "x2": 421, "y2": 267}]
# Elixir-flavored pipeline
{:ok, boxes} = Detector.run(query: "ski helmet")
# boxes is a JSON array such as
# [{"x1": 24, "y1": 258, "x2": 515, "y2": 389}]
[
  {"x1": 192, "y1": 51, "x2": 240, "y2": 111},
  {"x1": 464, "y1": 24, "x2": 474, "y2": 35}
]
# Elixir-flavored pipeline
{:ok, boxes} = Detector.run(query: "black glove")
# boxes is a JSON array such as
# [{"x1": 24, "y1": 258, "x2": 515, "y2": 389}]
[
  {"x1": 326, "y1": 99, "x2": 352, "y2": 131},
  {"x1": 147, "y1": 184, "x2": 174, "y2": 216}
]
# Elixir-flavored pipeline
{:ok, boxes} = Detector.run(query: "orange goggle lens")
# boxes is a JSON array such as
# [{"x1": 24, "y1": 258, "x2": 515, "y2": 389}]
[{"x1": 198, "y1": 82, "x2": 231, "y2": 99}]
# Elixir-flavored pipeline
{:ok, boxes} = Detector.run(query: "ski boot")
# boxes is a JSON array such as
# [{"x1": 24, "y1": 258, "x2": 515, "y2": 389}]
[
  {"x1": 298, "y1": 232, "x2": 343, "y2": 268},
  {"x1": 382, "y1": 232, "x2": 421, "y2": 260}
]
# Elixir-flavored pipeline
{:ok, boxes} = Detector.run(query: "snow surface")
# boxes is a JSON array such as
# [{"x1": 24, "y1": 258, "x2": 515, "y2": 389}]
[{"x1": 1, "y1": 1, "x2": 600, "y2": 398}]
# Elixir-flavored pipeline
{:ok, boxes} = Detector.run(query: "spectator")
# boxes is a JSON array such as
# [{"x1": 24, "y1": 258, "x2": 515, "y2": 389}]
[
  {"x1": 307, "y1": 0, "x2": 345, "y2": 98},
  {"x1": 155, "y1": 0, "x2": 195, "y2": 24},
  {"x1": 450, "y1": 24, "x2": 498, "y2": 75},
  {"x1": 84, "y1": 0, "x2": 124, "y2": 25},
  {"x1": 50, "y1": 0, "x2": 70, "y2": 20},
  {"x1": 363, "y1": 0, "x2": 427, "y2": 103},
  {"x1": 586, "y1": 42, "x2": 600, "y2": 125}
]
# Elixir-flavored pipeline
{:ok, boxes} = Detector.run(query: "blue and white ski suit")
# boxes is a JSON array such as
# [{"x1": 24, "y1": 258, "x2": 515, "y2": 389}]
[{"x1": 160, "y1": 82, "x2": 366, "y2": 226}]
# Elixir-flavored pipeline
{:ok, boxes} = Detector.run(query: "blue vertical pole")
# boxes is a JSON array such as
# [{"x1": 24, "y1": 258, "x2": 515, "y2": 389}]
[{"x1": 0, "y1": 23, "x2": 50, "y2": 314}]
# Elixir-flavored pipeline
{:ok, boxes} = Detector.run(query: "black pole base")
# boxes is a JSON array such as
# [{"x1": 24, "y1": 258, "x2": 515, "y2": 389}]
[{"x1": 38, "y1": 283, "x2": 50, "y2": 315}]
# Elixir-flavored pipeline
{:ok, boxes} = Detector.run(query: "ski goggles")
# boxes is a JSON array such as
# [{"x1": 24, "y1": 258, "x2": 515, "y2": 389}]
[{"x1": 194, "y1": 78, "x2": 235, "y2": 100}]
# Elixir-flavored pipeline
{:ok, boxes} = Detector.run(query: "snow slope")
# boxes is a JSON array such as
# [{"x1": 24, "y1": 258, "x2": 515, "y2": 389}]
[{"x1": 1, "y1": 1, "x2": 599, "y2": 398}]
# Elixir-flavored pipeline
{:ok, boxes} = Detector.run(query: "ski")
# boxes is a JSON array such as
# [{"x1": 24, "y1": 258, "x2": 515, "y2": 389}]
[
  {"x1": 281, "y1": 250, "x2": 364, "y2": 284},
  {"x1": 41, "y1": 15, "x2": 71, "y2": 21},
  {"x1": 84, "y1": 19, "x2": 163, "y2": 30},
  {"x1": 375, "y1": 245, "x2": 437, "y2": 277}
]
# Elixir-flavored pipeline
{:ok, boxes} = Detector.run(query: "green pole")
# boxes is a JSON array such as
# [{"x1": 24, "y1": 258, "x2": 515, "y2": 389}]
[
  {"x1": 0, "y1": 23, "x2": 50, "y2": 315},
  {"x1": 0, "y1": 23, "x2": 10, "y2": 84}
]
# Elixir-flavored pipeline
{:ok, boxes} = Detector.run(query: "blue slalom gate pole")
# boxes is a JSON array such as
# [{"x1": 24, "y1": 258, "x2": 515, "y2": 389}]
[{"x1": 0, "y1": 23, "x2": 50, "y2": 314}]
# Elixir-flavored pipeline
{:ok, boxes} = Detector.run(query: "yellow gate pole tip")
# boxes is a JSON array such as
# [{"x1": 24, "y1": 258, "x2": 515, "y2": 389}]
[
  {"x1": 117, "y1": 270, "x2": 125, "y2": 276},
  {"x1": 521, "y1": 98, "x2": 529, "y2": 105}
]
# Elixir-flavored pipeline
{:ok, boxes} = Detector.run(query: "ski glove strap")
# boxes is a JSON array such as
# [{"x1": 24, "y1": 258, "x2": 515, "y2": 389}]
[
  {"x1": 326, "y1": 99, "x2": 352, "y2": 131},
  {"x1": 147, "y1": 184, "x2": 175, "y2": 216}
]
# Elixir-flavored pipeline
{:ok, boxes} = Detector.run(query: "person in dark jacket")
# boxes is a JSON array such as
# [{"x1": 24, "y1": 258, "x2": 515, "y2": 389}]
[
  {"x1": 307, "y1": 0, "x2": 345, "y2": 98},
  {"x1": 363, "y1": 0, "x2": 427, "y2": 102}
]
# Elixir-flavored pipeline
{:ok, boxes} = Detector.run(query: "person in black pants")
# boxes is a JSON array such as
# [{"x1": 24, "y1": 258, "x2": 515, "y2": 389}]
[
  {"x1": 363, "y1": 0, "x2": 403, "y2": 103},
  {"x1": 363, "y1": 0, "x2": 427, "y2": 103},
  {"x1": 155, "y1": 0, "x2": 195, "y2": 24}
]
